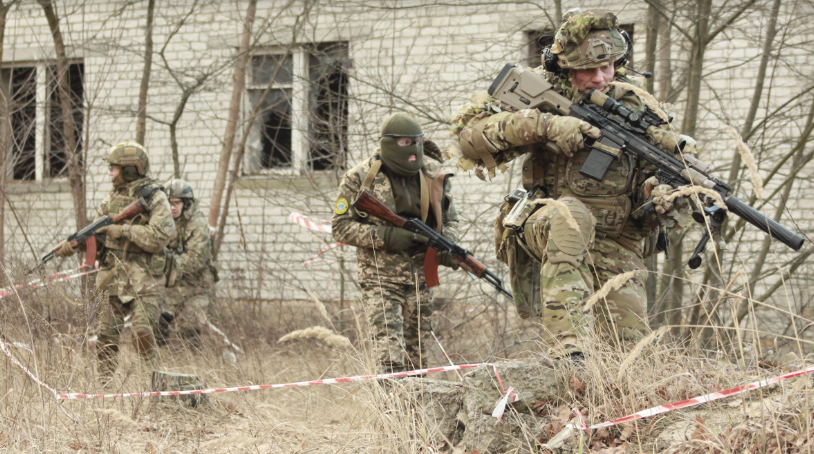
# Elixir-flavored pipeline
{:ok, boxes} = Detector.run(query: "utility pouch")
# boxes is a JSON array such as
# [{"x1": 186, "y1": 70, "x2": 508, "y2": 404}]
[
  {"x1": 506, "y1": 236, "x2": 542, "y2": 319},
  {"x1": 573, "y1": 195, "x2": 631, "y2": 236},
  {"x1": 150, "y1": 249, "x2": 169, "y2": 277}
]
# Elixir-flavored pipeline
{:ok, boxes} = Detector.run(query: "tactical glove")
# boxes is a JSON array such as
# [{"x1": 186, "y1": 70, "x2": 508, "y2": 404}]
[
  {"x1": 54, "y1": 240, "x2": 78, "y2": 258},
  {"x1": 379, "y1": 226, "x2": 428, "y2": 254},
  {"x1": 543, "y1": 115, "x2": 601, "y2": 156},
  {"x1": 97, "y1": 224, "x2": 127, "y2": 240},
  {"x1": 643, "y1": 176, "x2": 679, "y2": 214},
  {"x1": 437, "y1": 251, "x2": 459, "y2": 270}
]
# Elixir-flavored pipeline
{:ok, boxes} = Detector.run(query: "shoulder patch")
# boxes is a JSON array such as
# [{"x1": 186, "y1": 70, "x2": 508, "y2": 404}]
[{"x1": 335, "y1": 197, "x2": 349, "y2": 215}]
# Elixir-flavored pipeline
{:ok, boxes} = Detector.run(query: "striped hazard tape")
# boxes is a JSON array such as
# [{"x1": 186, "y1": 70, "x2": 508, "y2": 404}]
[
  {"x1": 301, "y1": 242, "x2": 343, "y2": 267},
  {"x1": 289, "y1": 212, "x2": 332, "y2": 234},
  {"x1": 567, "y1": 363, "x2": 814, "y2": 430},
  {"x1": 0, "y1": 264, "x2": 99, "y2": 299},
  {"x1": 56, "y1": 364, "x2": 485, "y2": 400}
]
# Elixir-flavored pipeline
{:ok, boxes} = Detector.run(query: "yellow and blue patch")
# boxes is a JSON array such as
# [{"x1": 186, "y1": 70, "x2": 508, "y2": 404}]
[{"x1": 335, "y1": 197, "x2": 349, "y2": 215}]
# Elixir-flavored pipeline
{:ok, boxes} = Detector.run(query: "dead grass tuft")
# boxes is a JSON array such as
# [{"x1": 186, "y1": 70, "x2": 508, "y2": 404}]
[
  {"x1": 616, "y1": 326, "x2": 670, "y2": 381},
  {"x1": 278, "y1": 326, "x2": 352, "y2": 348},
  {"x1": 529, "y1": 198, "x2": 579, "y2": 231},
  {"x1": 583, "y1": 271, "x2": 639, "y2": 311},
  {"x1": 720, "y1": 124, "x2": 764, "y2": 199},
  {"x1": 93, "y1": 408, "x2": 138, "y2": 426},
  {"x1": 664, "y1": 185, "x2": 727, "y2": 209}
]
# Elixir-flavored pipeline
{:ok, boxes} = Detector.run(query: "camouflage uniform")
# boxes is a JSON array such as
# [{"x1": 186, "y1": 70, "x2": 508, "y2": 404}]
[
  {"x1": 452, "y1": 10, "x2": 687, "y2": 358},
  {"x1": 164, "y1": 198, "x2": 217, "y2": 349},
  {"x1": 332, "y1": 152, "x2": 459, "y2": 372},
  {"x1": 95, "y1": 176, "x2": 175, "y2": 379}
]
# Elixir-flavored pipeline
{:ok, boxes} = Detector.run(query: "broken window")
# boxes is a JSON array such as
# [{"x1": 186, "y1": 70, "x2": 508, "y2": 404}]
[
  {"x1": 0, "y1": 62, "x2": 84, "y2": 181},
  {"x1": 246, "y1": 43, "x2": 349, "y2": 174}
]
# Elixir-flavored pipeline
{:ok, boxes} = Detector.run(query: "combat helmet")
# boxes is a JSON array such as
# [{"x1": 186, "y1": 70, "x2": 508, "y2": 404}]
[
  {"x1": 165, "y1": 178, "x2": 195, "y2": 209},
  {"x1": 106, "y1": 142, "x2": 150, "y2": 183},
  {"x1": 549, "y1": 9, "x2": 628, "y2": 70}
]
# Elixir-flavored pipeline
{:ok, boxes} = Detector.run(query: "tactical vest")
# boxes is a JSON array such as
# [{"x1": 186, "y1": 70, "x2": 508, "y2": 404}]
[
  {"x1": 103, "y1": 179, "x2": 160, "y2": 253},
  {"x1": 359, "y1": 156, "x2": 450, "y2": 233}
]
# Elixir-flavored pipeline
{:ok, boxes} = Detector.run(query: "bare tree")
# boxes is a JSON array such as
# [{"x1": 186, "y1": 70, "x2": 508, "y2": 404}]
[{"x1": 135, "y1": 0, "x2": 156, "y2": 146}]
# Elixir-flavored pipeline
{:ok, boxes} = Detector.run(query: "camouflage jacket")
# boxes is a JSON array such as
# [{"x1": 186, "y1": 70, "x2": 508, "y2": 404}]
[
  {"x1": 166, "y1": 200, "x2": 216, "y2": 298},
  {"x1": 452, "y1": 68, "x2": 685, "y2": 254},
  {"x1": 95, "y1": 177, "x2": 175, "y2": 301},
  {"x1": 332, "y1": 152, "x2": 460, "y2": 285}
]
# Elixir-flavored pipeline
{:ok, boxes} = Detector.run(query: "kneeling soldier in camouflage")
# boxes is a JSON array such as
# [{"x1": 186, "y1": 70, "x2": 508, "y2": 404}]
[
  {"x1": 451, "y1": 9, "x2": 692, "y2": 361},
  {"x1": 333, "y1": 113, "x2": 459, "y2": 374},
  {"x1": 56, "y1": 142, "x2": 175, "y2": 384},
  {"x1": 160, "y1": 179, "x2": 219, "y2": 352}
]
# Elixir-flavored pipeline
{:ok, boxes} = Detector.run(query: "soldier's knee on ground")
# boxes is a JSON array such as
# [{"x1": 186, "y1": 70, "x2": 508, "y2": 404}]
[{"x1": 544, "y1": 198, "x2": 596, "y2": 268}]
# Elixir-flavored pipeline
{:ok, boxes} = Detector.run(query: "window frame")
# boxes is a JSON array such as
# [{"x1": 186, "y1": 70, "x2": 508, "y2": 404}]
[{"x1": 0, "y1": 59, "x2": 84, "y2": 183}]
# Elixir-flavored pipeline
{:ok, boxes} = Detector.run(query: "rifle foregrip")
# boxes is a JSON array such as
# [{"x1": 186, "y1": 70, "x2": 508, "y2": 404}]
[
  {"x1": 457, "y1": 255, "x2": 486, "y2": 276},
  {"x1": 353, "y1": 190, "x2": 407, "y2": 227},
  {"x1": 725, "y1": 196, "x2": 804, "y2": 251}
]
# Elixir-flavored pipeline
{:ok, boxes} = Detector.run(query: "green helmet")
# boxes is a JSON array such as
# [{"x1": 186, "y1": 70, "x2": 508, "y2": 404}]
[
  {"x1": 550, "y1": 9, "x2": 627, "y2": 70},
  {"x1": 165, "y1": 178, "x2": 195, "y2": 201},
  {"x1": 106, "y1": 142, "x2": 150, "y2": 181}
]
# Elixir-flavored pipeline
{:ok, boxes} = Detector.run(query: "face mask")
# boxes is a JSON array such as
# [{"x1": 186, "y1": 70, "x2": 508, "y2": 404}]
[{"x1": 380, "y1": 135, "x2": 424, "y2": 176}]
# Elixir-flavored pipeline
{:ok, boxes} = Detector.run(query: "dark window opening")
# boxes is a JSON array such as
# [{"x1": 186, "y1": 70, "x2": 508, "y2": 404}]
[
  {"x1": 48, "y1": 63, "x2": 84, "y2": 178},
  {"x1": 6, "y1": 67, "x2": 37, "y2": 181},
  {"x1": 253, "y1": 89, "x2": 292, "y2": 168},
  {"x1": 307, "y1": 42, "x2": 349, "y2": 171}
]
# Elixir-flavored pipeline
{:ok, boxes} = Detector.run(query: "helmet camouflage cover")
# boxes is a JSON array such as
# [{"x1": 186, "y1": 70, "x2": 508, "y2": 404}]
[
  {"x1": 551, "y1": 9, "x2": 628, "y2": 70},
  {"x1": 165, "y1": 178, "x2": 195, "y2": 201},
  {"x1": 105, "y1": 142, "x2": 150, "y2": 177}
]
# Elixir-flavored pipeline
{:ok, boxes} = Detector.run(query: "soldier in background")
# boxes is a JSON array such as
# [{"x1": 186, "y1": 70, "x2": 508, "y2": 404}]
[
  {"x1": 55, "y1": 142, "x2": 175, "y2": 384},
  {"x1": 332, "y1": 113, "x2": 459, "y2": 373},
  {"x1": 451, "y1": 9, "x2": 692, "y2": 361},
  {"x1": 159, "y1": 179, "x2": 221, "y2": 355}
]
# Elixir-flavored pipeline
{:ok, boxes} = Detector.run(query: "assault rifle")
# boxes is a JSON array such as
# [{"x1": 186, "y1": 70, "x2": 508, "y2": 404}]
[
  {"x1": 32, "y1": 188, "x2": 155, "y2": 273},
  {"x1": 353, "y1": 189, "x2": 513, "y2": 298},
  {"x1": 488, "y1": 63, "x2": 804, "y2": 268}
]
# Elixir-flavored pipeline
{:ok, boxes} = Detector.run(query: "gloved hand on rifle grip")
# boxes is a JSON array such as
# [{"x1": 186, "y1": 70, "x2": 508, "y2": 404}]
[
  {"x1": 54, "y1": 240, "x2": 78, "y2": 258},
  {"x1": 97, "y1": 224, "x2": 127, "y2": 240},
  {"x1": 543, "y1": 115, "x2": 601, "y2": 157},
  {"x1": 379, "y1": 226, "x2": 428, "y2": 254},
  {"x1": 438, "y1": 251, "x2": 460, "y2": 270},
  {"x1": 643, "y1": 176, "x2": 680, "y2": 215}
]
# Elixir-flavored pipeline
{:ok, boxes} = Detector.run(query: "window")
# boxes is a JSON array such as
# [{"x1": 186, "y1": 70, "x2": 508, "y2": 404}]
[
  {"x1": 246, "y1": 43, "x2": 349, "y2": 174},
  {"x1": 526, "y1": 25, "x2": 634, "y2": 69},
  {"x1": 0, "y1": 62, "x2": 84, "y2": 181}
]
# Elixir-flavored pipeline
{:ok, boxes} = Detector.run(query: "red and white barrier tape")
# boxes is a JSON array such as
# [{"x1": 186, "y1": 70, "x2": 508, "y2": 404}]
[
  {"x1": 206, "y1": 321, "x2": 244, "y2": 354},
  {"x1": 289, "y1": 212, "x2": 332, "y2": 234},
  {"x1": 0, "y1": 333, "x2": 57, "y2": 397},
  {"x1": 491, "y1": 364, "x2": 520, "y2": 419},
  {"x1": 301, "y1": 242, "x2": 343, "y2": 267},
  {"x1": 568, "y1": 364, "x2": 814, "y2": 430},
  {"x1": 0, "y1": 265, "x2": 98, "y2": 299},
  {"x1": 56, "y1": 364, "x2": 485, "y2": 400}
]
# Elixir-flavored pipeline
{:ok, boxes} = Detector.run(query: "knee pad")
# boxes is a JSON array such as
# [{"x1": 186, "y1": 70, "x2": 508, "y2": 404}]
[{"x1": 545, "y1": 198, "x2": 596, "y2": 268}]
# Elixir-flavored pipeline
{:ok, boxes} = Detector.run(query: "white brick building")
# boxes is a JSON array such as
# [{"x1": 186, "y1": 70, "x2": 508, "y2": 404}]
[{"x1": 1, "y1": 0, "x2": 811, "y2": 323}]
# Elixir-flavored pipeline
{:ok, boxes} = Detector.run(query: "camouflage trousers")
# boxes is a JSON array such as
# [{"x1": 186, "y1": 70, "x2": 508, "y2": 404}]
[
  {"x1": 161, "y1": 290, "x2": 214, "y2": 350},
  {"x1": 522, "y1": 197, "x2": 649, "y2": 357},
  {"x1": 97, "y1": 294, "x2": 161, "y2": 382},
  {"x1": 360, "y1": 279, "x2": 432, "y2": 373}
]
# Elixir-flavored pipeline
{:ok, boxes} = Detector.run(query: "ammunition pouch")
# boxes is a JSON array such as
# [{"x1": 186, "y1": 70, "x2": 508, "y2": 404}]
[{"x1": 149, "y1": 249, "x2": 168, "y2": 277}]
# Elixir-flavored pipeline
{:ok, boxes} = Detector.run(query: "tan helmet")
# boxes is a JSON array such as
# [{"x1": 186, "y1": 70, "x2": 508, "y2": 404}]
[
  {"x1": 106, "y1": 142, "x2": 150, "y2": 180},
  {"x1": 165, "y1": 178, "x2": 195, "y2": 201},
  {"x1": 550, "y1": 9, "x2": 628, "y2": 70}
]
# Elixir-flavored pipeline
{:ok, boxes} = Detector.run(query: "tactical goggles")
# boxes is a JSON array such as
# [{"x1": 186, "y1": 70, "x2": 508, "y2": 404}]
[{"x1": 383, "y1": 134, "x2": 424, "y2": 147}]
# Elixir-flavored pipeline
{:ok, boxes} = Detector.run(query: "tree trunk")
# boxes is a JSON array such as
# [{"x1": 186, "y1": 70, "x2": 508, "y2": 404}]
[
  {"x1": 136, "y1": 0, "x2": 156, "y2": 146},
  {"x1": 0, "y1": 2, "x2": 9, "y2": 267},
  {"x1": 208, "y1": 0, "x2": 257, "y2": 229},
  {"x1": 656, "y1": 11, "x2": 672, "y2": 100},
  {"x1": 553, "y1": 0, "x2": 562, "y2": 25},
  {"x1": 644, "y1": 3, "x2": 659, "y2": 95},
  {"x1": 38, "y1": 0, "x2": 85, "y2": 230}
]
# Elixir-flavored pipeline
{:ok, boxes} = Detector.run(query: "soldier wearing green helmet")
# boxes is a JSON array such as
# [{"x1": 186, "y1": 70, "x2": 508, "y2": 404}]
[
  {"x1": 332, "y1": 112, "x2": 460, "y2": 374},
  {"x1": 55, "y1": 142, "x2": 175, "y2": 384},
  {"x1": 158, "y1": 179, "x2": 222, "y2": 356},
  {"x1": 450, "y1": 9, "x2": 693, "y2": 362}
]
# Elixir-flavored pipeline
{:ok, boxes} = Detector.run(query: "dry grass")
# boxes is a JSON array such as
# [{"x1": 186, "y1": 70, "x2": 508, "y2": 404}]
[
  {"x1": 1, "y1": 258, "x2": 813, "y2": 454},
  {"x1": 720, "y1": 124, "x2": 765, "y2": 199}
]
